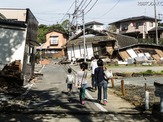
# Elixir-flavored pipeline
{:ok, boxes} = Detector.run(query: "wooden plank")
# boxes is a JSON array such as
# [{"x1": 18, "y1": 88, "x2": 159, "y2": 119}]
[
  {"x1": 155, "y1": 49, "x2": 163, "y2": 57},
  {"x1": 152, "y1": 54, "x2": 160, "y2": 61},
  {"x1": 119, "y1": 51, "x2": 130, "y2": 61},
  {"x1": 106, "y1": 46, "x2": 113, "y2": 55}
]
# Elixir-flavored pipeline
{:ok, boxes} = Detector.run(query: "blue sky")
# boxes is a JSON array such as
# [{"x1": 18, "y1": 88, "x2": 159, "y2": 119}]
[{"x1": 0, "y1": 0, "x2": 162, "y2": 27}]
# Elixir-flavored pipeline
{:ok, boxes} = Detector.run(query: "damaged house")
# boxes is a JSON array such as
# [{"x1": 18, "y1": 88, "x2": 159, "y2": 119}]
[
  {"x1": 114, "y1": 44, "x2": 163, "y2": 64},
  {"x1": 36, "y1": 29, "x2": 68, "y2": 61},
  {"x1": 66, "y1": 28, "x2": 163, "y2": 64},
  {"x1": 0, "y1": 8, "x2": 39, "y2": 86},
  {"x1": 66, "y1": 28, "x2": 137, "y2": 61}
]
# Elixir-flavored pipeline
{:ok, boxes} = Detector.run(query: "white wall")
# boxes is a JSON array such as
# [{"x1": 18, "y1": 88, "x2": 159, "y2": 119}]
[
  {"x1": 67, "y1": 47, "x2": 73, "y2": 61},
  {"x1": 0, "y1": 27, "x2": 26, "y2": 69},
  {"x1": 67, "y1": 44, "x2": 94, "y2": 61},
  {"x1": 92, "y1": 25, "x2": 104, "y2": 31},
  {"x1": 86, "y1": 44, "x2": 94, "y2": 59}
]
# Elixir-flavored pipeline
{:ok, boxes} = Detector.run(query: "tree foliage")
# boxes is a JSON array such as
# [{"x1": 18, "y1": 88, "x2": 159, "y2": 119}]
[
  {"x1": 159, "y1": 22, "x2": 163, "y2": 27},
  {"x1": 37, "y1": 24, "x2": 48, "y2": 43},
  {"x1": 37, "y1": 21, "x2": 69, "y2": 44}
]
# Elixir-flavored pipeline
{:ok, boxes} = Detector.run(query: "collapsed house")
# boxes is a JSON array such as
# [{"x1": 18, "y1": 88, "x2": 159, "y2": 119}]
[
  {"x1": 66, "y1": 28, "x2": 163, "y2": 64},
  {"x1": 66, "y1": 28, "x2": 137, "y2": 61},
  {"x1": 114, "y1": 44, "x2": 163, "y2": 64},
  {"x1": 0, "y1": 8, "x2": 39, "y2": 86}
]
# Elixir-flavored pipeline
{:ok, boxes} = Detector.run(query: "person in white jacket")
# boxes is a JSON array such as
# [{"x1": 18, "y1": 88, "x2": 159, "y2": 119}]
[
  {"x1": 76, "y1": 63, "x2": 87, "y2": 105},
  {"x1": 66, "y1": 68, "x2": 75, "y2": 96},
  {"x1": 90, "y1": 55, "x2": 99, "y2": 91}
]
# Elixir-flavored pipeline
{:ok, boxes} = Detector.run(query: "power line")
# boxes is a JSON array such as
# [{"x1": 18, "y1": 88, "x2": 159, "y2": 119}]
[
  {"x1": 36, "y1": 17, "x2": 57, "y2": 23},
  {"x1": 96, "y1": 0, "x2": 120, "y2": 18},
  {"x1": 35, "y1": 12, "x2": 65, "y2": 15},
  {"x1": 78, "y1": 0, "x2": 88, "y2": 11},
  {"x1": 81, "y1": 0, "x2": 93, "y2": 12},
  {"x1": 85, "y1": 0, "x2": 98, "y2": 15},
  {"x1": 73, "y1": 0, "x2": 98, "y2": 18},
  {"x1": 59, "y1": 1, "x2": 75, "y2": 23},
  {"x1": 75, "y1": 0, "x2": 94, "y2": 16},
  {"x1": 71, "y1": 0, "x2": 85, "y2": 26},
  {"x1": 73, "y1": 0, "x2": 85, "y2": 15}
]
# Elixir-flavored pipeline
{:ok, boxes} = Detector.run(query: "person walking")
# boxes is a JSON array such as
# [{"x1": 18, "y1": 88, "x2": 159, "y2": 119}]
[
  {"x1": 95, "y1": 59, "x2": 108, "y2": 105},
  {"x1": 90, "y1": 55, "x2": 99, "y2": 91},
  {"x1": 76, "y1": 62, "x2": 88, "y2": 105},
  {"x1": 66, "y1": 68, "x2": 75, "y2": 96}
]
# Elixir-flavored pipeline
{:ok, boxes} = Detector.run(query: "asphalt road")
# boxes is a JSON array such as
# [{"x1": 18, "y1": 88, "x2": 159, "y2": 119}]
[
  {"x1": 0, "y1": 63, "x2": 160, "y2": 122},
  {"x1": 26, "y1": 64, "x2": 160, "y2": 121}
]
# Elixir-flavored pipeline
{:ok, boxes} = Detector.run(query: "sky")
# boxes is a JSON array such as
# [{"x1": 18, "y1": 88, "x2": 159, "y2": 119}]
[{"x1": 0, "y1": 0, "x2": 163, "y2": 28}]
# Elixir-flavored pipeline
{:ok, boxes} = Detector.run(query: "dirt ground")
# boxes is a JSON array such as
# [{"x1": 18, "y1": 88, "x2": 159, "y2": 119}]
[
  {"x1": 112, "y1": 84, "x2": 160, "y2": 111},
  {"x1": 107, "y1": 65, "x2": 163, "y2": 111}
]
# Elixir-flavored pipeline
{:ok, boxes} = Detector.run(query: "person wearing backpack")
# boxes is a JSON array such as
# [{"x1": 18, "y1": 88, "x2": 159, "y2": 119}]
[
  {"x1": 66, "y1": 68, "x2": 75, "y2": 96},
  {"x1": 95, "y1": 59, "x2": 108, "y2": 105}
]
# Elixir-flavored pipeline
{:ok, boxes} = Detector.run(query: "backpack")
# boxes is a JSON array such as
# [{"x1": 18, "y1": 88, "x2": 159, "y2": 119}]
[{"x1": 104, "y1": 70, "x2": 113, "y2": 79}]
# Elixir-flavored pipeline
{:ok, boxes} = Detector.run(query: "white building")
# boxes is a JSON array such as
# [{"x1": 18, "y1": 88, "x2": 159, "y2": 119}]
[{"x1": 0, "y1": 8, "x2": 39, "y2": 84}]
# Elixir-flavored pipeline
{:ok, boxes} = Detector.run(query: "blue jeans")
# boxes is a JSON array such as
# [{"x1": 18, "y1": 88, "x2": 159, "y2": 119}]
[
  {"x1": 79, "y1": 84, "x2": 87, "y2": 101},
  {"x1": 97, "y1": 80, "x2": 107, "y2": 101},
  {"x1": 91, "y1": 74, "x2": 96, "y2": 88}
]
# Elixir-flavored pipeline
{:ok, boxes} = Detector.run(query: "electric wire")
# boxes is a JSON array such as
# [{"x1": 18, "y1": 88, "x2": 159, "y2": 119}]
[
  {"x1": 81, "y1": 0, "x2": 92, "y2": 12},
  {"x1": 71, "y1": 0, "x2": 85, "y2": 25},
  {"x1": 85, "y1": 0, "x2": 98, "y2": 15},
  {"x1": 96, "y1": 0, "x2": 120, "y2": 18},
  {"x1": 78, "y1": 0, "x2": 88, "y2": 11},
  {"x1": 59, "y1": 1, "x2": 75, "y2": 23},
  {"x1": 36, "y1": 17, "x2": 58, "y2": 23},
  {"x1": 76, "y1": 0, "x2": 93, "y2": 16},
  {"x1": 71, "y1": 0, "x2": 98, "y2": 28},
  {"x1": 73, "y1": 0, "x2": 85, "y2": 15}
]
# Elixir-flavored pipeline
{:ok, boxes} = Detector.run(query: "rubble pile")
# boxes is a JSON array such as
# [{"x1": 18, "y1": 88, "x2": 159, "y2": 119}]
[
  {"x1": 0, "y1": 60, "x2": 24, "y2": 93},
  {"x1": 0, "y1": 60, "x2": 23, "y2": 85}
]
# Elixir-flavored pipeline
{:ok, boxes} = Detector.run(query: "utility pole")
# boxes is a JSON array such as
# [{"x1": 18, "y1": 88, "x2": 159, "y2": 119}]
[
  {"x1": 82, "y1": 10, "x2": 86, "y2": 62},
  {"x1": 75, "y1": 0, "x2": 79, "y2": 32},
  {"x1": 154, "y1": 0, "x2": 159, "y2": 45},
  {"x1": 68, "y1": 13, "x2": 71, "y2": 40}
]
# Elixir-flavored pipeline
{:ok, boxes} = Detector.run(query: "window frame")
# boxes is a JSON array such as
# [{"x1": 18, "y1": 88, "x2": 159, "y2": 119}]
[{"x1": 50, "y1": 36, "x2": 59, "y2": 45}]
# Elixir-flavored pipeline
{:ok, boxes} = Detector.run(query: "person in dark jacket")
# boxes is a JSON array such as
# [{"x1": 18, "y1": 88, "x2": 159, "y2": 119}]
[{"x1": 95, "y1": 59, "x2": 107, "y2": 105}]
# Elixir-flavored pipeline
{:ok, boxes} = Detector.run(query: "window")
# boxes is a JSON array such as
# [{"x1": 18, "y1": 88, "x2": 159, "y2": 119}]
[
  {"x1": 50, "y1": 36, "x2": 59, "y2": 45},
  {"x1": 149, "y1": 22, "x2": 153, "y2": 27},
  {"x1": 136, "y1": 22, "x2": 143, "y2": 29},
  {"x1": 121, "y1": 23, "x2": 128, "y2": 31}
]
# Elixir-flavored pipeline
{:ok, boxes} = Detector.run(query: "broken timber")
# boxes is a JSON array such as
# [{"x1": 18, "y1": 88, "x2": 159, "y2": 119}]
[{"x1": 0, "y1": 60, "x2": 23, "y2": 89}]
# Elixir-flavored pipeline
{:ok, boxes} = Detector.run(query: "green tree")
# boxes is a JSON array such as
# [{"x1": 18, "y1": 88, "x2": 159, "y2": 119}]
[
  {"x1": 49, "y1": 24, "x2": 65, "y2": 32},
  {"x1": 159, "y1": 22, "x2": 163, "y2": 27},
  {"x1": 61, "y1": 19, "x2": 70, "y2": 31},
  {"x1": 37, "y1": 22, "x2": 69, "y2": 44},
  {"x1": 37, "y1": 24, "x2": 48, "y2": 43}
]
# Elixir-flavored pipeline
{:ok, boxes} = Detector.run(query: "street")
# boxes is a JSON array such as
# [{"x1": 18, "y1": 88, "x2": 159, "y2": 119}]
[{"x1": 0, "y1": 63, "x2": 160, "y2": 122}]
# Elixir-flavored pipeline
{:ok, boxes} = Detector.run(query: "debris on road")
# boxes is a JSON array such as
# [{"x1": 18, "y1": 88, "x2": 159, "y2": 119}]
[{"x1": 0, "y1": 60, "x2": 23, "y2": 89}]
